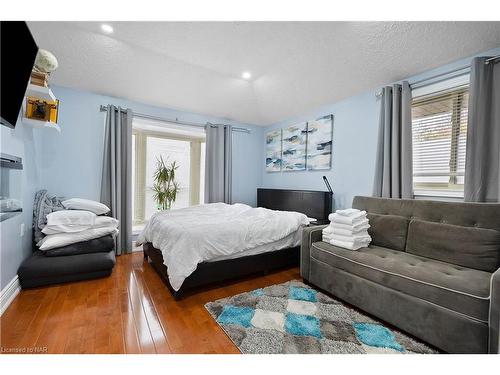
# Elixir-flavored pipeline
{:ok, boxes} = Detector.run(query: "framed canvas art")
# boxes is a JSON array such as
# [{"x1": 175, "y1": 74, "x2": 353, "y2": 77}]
[
  {"x1": 282, "y1": 122, "x2": 307, "y2": 171},
  {"x1": 306, "y1": 115, "x2": 334, "y2": 170},
  {"x1": 265, "y1": 129, "x2": 282, "y2": 172}
]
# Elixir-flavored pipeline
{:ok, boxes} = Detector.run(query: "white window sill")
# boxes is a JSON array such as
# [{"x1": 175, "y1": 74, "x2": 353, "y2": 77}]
[{"x1": 414, "y1": 189, "x2": 464, "y2": 202}]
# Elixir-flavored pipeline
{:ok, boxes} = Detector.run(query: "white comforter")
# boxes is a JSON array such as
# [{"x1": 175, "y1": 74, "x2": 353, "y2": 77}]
[{"x1": 136, "y1": 202, "x2": 308, "y2": 291}]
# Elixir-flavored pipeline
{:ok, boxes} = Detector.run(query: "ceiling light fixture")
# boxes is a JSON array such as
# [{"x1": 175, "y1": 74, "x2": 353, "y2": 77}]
[
  {"x1": 242, "y1": 71, "x2": 252, "y2": 80},
  {"x1": 101, "y1": 24, "x2": 114, "y2": 34}
]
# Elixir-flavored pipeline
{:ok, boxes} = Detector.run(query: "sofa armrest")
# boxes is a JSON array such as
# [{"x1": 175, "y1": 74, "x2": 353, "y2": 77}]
[
  {"x1": 490, "y1": 267, "x2": 500, "y2": 353},
  {"x1": 300, "y1": 225, "x2": 327, "y2": 281}
]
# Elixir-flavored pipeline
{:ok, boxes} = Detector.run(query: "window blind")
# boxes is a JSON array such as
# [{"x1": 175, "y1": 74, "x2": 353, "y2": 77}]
[{"x1": 411, "y1": 87, "x2": 469, "y2": 195}]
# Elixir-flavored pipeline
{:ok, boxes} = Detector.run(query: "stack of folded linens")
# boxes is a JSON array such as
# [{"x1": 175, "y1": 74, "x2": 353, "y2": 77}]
[
  {"x1": 37, "y1": 198, "x2": 119, "y2": 256},
  {"x1": 322, "y1": 208, "x2": 371, "y2": 250}
]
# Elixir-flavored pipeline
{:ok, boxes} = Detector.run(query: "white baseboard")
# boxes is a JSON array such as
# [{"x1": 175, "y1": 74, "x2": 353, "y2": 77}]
[{"x1": 0, "y1": 275, "x2": 21, "y2": 316}]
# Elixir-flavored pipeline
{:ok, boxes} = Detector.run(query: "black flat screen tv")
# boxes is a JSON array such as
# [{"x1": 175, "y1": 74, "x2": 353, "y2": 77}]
[{"x1": 0, "y1": 21, "x2": 39, "y2": 128}]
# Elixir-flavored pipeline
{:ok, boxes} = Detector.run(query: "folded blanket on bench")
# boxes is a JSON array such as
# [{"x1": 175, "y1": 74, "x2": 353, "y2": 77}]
[{"x1": 42, "y1": 234, "x2": 115, "y2": 257}]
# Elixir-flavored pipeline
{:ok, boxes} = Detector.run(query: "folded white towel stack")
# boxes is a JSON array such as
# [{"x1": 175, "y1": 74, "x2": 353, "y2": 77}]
[{"x1": 322, "y1": 208, "x2": 371, "y2": 250}]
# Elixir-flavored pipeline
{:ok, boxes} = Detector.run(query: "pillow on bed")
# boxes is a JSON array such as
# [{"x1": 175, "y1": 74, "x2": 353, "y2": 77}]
[{"x1": 62, "y1": 198, "x2": 110, "y2": 215}]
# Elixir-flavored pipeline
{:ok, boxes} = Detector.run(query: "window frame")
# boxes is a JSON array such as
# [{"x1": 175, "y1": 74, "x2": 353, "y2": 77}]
[
  {"x1": 411, "y1": 75, "x2": 470, "y2": 200},
  {"x1": 132, "y1": 127, "x2": 205, "y2": 226}
]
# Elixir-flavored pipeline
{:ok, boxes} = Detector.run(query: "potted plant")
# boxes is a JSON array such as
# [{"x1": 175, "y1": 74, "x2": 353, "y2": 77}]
[{"x1": 151, "y1": 156, "x2": 180, "y2": 210}]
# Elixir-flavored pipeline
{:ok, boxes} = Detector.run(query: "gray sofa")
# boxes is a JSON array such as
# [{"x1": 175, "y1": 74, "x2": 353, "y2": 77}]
[{"x1": 301, "y1": 196, "x2": 500, "y2": 354}]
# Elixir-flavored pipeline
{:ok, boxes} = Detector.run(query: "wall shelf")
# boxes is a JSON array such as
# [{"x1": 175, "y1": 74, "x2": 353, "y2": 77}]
[
  {"x1": 21, "y1": 118, "x2": 61, "y2": 132},
  {"x1": 25, "y1": 84, "x2": 56, "y2": 101}
]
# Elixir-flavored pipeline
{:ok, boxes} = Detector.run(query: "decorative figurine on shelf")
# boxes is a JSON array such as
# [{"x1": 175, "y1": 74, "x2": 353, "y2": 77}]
[
  {"x1": 34, "y1": 49, "x2": 58, "y2": 74},
  {"x1": 24, "y1": 48, "x2": 60, "y2": 125},
  {"x1": 30, "y1": 49, "x2": 58, "y2": 87}
]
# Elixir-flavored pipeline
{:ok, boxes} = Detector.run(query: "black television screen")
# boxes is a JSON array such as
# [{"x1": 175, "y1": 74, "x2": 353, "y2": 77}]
[{"x1": 0, "y1": 21, "x2": 39, "y2": 128}]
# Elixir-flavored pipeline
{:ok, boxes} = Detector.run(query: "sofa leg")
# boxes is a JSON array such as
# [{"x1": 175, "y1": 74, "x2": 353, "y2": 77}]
[{"x1": 143, "y1": 250, "x2": 148, "y2": 261}]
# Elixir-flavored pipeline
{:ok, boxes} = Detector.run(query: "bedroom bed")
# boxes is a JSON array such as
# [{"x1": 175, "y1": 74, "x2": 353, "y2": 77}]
[{"x1": 140, "y1": 188, "x2": 332, "y2": 299}]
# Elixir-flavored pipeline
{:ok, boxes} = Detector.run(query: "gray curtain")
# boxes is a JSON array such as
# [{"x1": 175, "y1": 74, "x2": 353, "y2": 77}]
[
  {"x1": 205, "y1": 123, "x2": 232, "y2": 204},
  {"x1": 373, "y1": 81, "x2": 413, "y2": 199},
  {"x1": 100, "y1": 105, "x2": 133, "y2": 255},
  {"x1": 464, "y1": 57, "x2": 500, "y2": 202}
]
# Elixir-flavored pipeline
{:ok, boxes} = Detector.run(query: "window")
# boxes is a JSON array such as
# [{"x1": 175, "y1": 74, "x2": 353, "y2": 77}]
[
  {"x1": 411, "y1": 81, "x2": 469, "y2": 198},
  {"x1": 132, "y1": 118, "x2": 205, "y2": 231}
]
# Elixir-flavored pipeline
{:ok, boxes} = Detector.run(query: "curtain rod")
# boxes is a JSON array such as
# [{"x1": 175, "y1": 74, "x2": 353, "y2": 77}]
[
  {"x1": 99, "y1": 105, "x2": 251, "y2": 134},
  {"x1": 375, "y1": 54, "x2": 500, "y2": 98}
]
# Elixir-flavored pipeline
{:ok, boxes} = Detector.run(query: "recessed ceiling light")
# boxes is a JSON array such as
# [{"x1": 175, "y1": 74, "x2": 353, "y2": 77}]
[
  {"x1": 242, "y1": 71, "x2": 252, "y2": 80},
  {"x1": 101, "y1": 24, "x2": 114, "y2": 34}
]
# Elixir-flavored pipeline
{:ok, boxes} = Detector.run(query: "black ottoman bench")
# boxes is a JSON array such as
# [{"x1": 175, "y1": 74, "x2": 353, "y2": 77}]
[{"x1": 18, "y1": 235, "x2": 116, "y2": 288}]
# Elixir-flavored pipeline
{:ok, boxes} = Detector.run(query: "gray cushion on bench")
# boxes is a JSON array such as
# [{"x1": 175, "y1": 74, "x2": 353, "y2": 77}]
[
  {"x1": 406, "y1": 220, "x2": 500, "y2": 273},
  {"x1": 310, "y1": 241, "x2": 491, "y2": 322}
]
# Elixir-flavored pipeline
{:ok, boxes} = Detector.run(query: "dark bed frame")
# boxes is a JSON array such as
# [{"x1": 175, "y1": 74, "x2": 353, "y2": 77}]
[{"x1": 143, "y1": 188, "x2": 332, "y2": 299}]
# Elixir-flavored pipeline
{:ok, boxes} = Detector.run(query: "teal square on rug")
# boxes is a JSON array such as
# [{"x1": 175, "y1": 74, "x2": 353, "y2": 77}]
[
  {"x1": 353, "y1": 323, "x2": 404, "y2": 352},
  {"x1": 217, "y1": 305, "x2": 255, "y2": 328},
  {"x1": 289, "y1": 286, "x2": 317, "y2": 302},
  {"x1": 205, "y1": 280, "x2": 439, "y2": 354},
  {"x1": 285, "y1": 313, "x2": 322, "y2": 338}
]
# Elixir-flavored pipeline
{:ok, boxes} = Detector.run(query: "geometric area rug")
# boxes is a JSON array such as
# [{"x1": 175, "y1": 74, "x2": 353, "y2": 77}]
[{"x1": 205, "y1": 280, "x2": 439, "y2": 354}]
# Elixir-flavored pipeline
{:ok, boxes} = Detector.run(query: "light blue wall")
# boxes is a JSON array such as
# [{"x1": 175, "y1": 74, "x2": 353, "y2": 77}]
[
  {"x1": 262, "y1": 91, "x2": 379, "y2": 209},
  {"x1": 260, "y1": 47, "x2": 500, "y2": 209},
  {"x1": 42, "y1": 86, "x2": 263, "y2": 206},
  {"x1": 0, "y1": 121, "x2": 42, "y2": 289}
]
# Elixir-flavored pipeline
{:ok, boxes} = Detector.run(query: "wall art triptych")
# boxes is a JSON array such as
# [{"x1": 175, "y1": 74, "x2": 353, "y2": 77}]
[{"x1": 265, "y1": 114, "x2": 334, "y2": 172}]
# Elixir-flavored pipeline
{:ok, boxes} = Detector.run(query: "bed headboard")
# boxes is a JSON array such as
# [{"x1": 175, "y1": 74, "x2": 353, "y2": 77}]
[{"x1": 257, "y1": 188, "x2": 332, "y2": 223}]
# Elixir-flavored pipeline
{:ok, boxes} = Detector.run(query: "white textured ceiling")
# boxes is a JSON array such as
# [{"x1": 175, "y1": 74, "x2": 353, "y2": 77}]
[{"x1": 28, "y1": 22, "x2": 500, "y2": 125}]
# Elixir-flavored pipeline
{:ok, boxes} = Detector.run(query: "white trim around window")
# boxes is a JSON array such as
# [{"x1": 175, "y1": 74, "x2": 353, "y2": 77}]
[{"x1": 132, "y1": 123, "x2": 206, "y2": 227}]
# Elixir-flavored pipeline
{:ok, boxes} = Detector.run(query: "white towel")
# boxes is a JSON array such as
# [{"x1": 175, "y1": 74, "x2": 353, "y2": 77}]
[
  {"x1": 331, "y1": 220, "x2": 370, "y2": 233},
  {"x1": 332, "y1": 233, "x2": 371, "y2": 243},
  {"x1": 324, "y1": 225, "x2": 370, "y2": 238},
  {"x1": 334, "y1": 208, "x2": 365, "y2": 217},
  {"x1": 331, "y1": 238, "x2": 370, "y2": 251},
  {"x1": 330, "y1": 212, "x2": 368, "y2": 226},
  {"x1": 329, "y1": 210, "x2": 366, "y2": 221},
  {"x1": 323, "y1": 226, "x2": 334, "y2": 234},
  {"x1": 323, "y1": 235, "x2": 333, "y2": 243},
  {"x1": 331, "y1": 226, "x2": 369, "y2": 237}
]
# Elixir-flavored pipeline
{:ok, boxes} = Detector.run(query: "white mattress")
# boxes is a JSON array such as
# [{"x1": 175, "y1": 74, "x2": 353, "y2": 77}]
[{"x1": 207, "y1": 229, "x2": 302, "y2": 262}]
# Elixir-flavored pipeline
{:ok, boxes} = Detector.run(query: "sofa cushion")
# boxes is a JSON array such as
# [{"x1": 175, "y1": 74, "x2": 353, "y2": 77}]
[
  {"x1": 310, "y1": 241, "x2": 491, "y2": 322},
  {"x1": 366, "y1": 213, "x2": 409, "y2": 251},
  {"x1": 406, "y1": 220, "x2": 500, "y2": 273}
]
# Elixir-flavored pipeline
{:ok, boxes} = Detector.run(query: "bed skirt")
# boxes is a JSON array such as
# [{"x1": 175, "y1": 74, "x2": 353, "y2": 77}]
[{"x1": 142, "y1": 242, "x2": 300, "y2": 299}]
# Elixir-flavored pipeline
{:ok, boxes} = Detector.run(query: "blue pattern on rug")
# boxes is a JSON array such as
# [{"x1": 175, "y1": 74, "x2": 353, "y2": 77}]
[
  {"x1": 217, "y1": 305, "x2": 255, "y2": 328},
  {"x1": 251, "y1": 288, "x2": 264, "y2": 297},
  {"x1": 285, "y1": 313, "x2": 322, "y2": 338},
  {"x1": 353, "y1": 323, "x2": 404, "y2": 352},
  {"x1": 289, "y1": 286, "x2": 317, "y2": 302},
  {"x1": 205, "y1": 281, "x2": 438, "y2": 354}
]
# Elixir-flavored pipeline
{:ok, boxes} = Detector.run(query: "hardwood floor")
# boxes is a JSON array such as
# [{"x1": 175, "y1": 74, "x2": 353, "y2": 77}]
[{"x1": 0, "y1": 252, "x2": 300, "y2": 354}]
